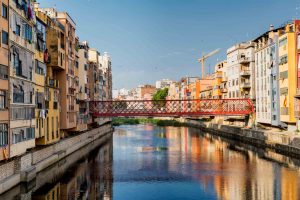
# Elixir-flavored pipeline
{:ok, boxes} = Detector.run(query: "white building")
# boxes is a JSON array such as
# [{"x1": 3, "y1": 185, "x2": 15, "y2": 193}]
[
  {"x1": 156, "y1": 79, "x2": 175, "y2": 89},
  {"x1": 253, "y1": 26, "x2": 283, "y2": 126},
  {"x1": 226, "y1": 42, "x2": 255, "y2": 99}
]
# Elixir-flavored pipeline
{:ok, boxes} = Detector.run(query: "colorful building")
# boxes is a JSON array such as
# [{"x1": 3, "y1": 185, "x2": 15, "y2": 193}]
[
  {"x1": 253, "y1": 25, "x2": 284, "y2": 127},
  {"x1": 0, "y1": 0, "x2": 9, "y2": 160},
  {"x1": 278, "y1": 22, "x2": 297, "y2": 130},
  {"x1": 77, "y1": 41, "x2": 92, "y2": 131},
  {"x1": 9, "y1": 0, "x2": 36, "y2": 157},
  {"x1": 226, "y1": 42, "x2": 255, "y2": 100}
]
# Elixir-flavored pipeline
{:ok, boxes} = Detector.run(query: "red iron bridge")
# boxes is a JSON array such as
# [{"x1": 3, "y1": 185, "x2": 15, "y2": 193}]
[{"x1": 89, "y1": 99, "x2": 254, "y2": 117}]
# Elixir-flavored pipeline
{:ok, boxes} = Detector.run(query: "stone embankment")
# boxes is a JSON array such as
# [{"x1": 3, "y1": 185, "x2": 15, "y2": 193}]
[
  {"x1": 0, "y1": 124, "x2": 113, "y2": 194},
  {"x1": 179, "y1": 118, "x2": 300, "y2": 157}
]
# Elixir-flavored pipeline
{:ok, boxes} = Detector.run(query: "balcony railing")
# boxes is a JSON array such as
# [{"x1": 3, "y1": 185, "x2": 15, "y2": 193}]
[
  {"x1": 239, "y1": 57, "x2": 250, "y2": 64},
  {"x1": 240, "y1": 70, "x2": 251, "y2": 76},
  {"x1": 295, "y1": 88, "x2": 300, "y2": 98},
  {"x1": 241, "y1": 82, "x2": 251, "y2": 88},
  {"x1": 221, "y1": 88, "x2": 228, "y2": 93},
  {"x1": 222, "y1": 77, "x2": 228, "y2": 82},
  {"x1": 46, "y1": 77, "x2": 59, "y2": 88},
  {"x1": 69, "y1": 105, "x2": 75, "y2": 111}
]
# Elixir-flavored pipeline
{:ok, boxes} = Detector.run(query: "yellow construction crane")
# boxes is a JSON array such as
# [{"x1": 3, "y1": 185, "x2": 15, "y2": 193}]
[{"x1": 198, "y1": 48, "x2": 220, "y2": 78}]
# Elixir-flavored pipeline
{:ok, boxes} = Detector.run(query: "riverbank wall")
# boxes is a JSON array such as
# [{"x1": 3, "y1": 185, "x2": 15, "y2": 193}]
[
  {"x1": 178, "y1": 118, "x2": 300, "y2": 158},
  {"x1": 0, "y1": 124, "x2": 113, "y2": 195}
]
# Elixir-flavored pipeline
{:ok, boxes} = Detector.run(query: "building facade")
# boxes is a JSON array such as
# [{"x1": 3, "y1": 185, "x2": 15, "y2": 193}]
[
  {"x1": 9, "y1": 0, "x2": 36, "y2": 157},
  {"x1": 0, "y1": 0, "x2": 9, "y2": 160}
]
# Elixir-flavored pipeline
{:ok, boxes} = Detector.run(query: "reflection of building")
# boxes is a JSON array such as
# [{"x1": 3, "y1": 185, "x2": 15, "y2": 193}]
[
  {"x1": 281, "y1": 168, "x2": 298, "y2": 200},
  {"x1": 31, "y1": 139, "x2": 113, "y2": 200},
  {"x1": 32, "y1": 183, "x2": 60, "y2": 200}
]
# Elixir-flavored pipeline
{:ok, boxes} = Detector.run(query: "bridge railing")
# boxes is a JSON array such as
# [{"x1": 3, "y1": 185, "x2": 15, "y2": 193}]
[{"x1": 89, "y1": 99, "x2": 254, "y2": 117}]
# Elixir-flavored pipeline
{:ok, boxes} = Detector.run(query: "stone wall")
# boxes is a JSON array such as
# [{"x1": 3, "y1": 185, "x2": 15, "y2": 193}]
[{"x1": 0, "y1": 124, "x2": 112, "y2": 194}]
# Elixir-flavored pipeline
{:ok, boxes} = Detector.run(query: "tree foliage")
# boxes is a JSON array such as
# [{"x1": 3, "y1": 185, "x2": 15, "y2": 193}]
[
  {"x1": 152, "y1": 88, "x2": 169, "y2": 101},
  {"x1": 152, "y1": 88, "x2": 169, "y2": 107}
]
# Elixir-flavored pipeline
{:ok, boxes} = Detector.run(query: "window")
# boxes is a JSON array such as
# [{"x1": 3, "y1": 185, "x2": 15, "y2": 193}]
[
  {"x1": 35, "y1": 60, "x2": 45, "y2": 75},
  {"x1": 13, "y1": 85, "x2": 24, "y2": 103},
  {"x1": 2, "y1": 30, "x2": 8, "y2": 45},
  {"x1": 0, "y1": 124, "x2": 8, "y2": 146},
  {"x1": 2, "y1": 4, "x2": 7, "y2": 19},
  {"x1": 0, "y1": 65, "x2": 8, "y2": 79},
  {"x1": 12, "y1": 128, "x2": 35, "y2": 144},
  {"x1": 0, "y1": 90, "x2": 6, "y2": 109},
  {"x1": 13, "y1": 52, "x2": 22, "y2": 76},
  {"x1": 16, "y1": 25, "x2": 21, "y2": 36}
]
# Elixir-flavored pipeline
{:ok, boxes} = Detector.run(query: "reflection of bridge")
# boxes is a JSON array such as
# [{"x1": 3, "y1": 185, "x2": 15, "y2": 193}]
[{"x1": 90, "y1": 99, "x2": 254, "y2": 117}]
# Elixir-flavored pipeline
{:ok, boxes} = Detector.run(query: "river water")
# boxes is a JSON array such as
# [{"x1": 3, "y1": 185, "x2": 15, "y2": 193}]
[{"x1": 2, "y1": 124, "x2": 300, "y2": 200}]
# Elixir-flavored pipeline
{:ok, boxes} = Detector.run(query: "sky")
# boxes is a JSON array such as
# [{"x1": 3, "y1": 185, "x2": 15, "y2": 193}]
[{"x1": 38, "y1": 0, "x2": 300, "y2": 89}]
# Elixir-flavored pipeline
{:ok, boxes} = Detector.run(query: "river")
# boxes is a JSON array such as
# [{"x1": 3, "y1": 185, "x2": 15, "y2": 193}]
[{"x1": 2, "y1": 124, "x2": 300, "y2": 200}]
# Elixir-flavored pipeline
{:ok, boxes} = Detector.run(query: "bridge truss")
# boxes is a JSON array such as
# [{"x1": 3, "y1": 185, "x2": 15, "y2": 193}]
[{"x1": 89, "y1": 99, "x2": 254, "y2": 117}]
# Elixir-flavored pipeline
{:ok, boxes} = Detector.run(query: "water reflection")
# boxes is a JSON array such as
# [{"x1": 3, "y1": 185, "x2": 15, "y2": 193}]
[
  {"x1": 3, "y1": 125, "x2": 300, "y2": 200},
  {"x1": 31, "y1": 140, "x2": 113, "y2": 200},
  {"x1": 113, "y1": 125, "x2": 300, "y2": 200},
  {"x1": 0, "y1": 134, "x2": 113, "y2": 200}
]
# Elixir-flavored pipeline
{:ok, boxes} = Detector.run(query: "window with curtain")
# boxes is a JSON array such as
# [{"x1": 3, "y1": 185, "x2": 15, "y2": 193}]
[
  {"x1": 0, "y1": 124, "x2": 8, "y2": 146},
  {"x1": 0, "y1": 90, "x2": 6, "y2": 109}
]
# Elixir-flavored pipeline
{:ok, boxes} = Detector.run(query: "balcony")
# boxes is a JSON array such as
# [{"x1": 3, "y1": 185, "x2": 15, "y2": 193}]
[
  {"x1": 68, "y1": 88, "x2": 75, "y2": 95},
  {"x1": 240, "y1": 82, "x2": 251, "y2": 88},
  {"x1": 240, "y1": 70, "x2": 251, "y2": 76},
  {"x1": 295, "y1": 88, "x2": 300, "y2": 98},
  {"x1": 46, "y1": 77, "x2": 59, "y2": 88},
  {"x1": 222, "y1": 77, "x2": 228, "y2": 82},
  {"x1": 69, "y1": 105, "x2": 75, "y2": 111},
  {"x1": 216, "y1": 72, "x2": 222, "y2": 78},
  {"x1": 221, "y1": 88, "x2": 228, "y2": 93},
  {"x1": 239, "y1": 57, "x2": 250, "y2": 64},
  {"x1": 295, "y1": 104, "x2": 300, "y2": 118}
]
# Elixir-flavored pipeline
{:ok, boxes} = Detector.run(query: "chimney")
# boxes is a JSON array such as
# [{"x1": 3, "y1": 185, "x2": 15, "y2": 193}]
[{"x1": 269, "y1": 25, "x2": 274, "y2": 31}]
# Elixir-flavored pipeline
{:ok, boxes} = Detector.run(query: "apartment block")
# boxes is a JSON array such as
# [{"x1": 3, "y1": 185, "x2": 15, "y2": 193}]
[
  {"x1": 226, "y1": 42, "x2": 255, "y2": 100},
  {"x1": 294, "y1": 21, "x2": 300, "y2": 130},
  {"x1": 77, "y1": 41, "x2": 92, "y2": 131},
  {"x1": 99, "y1": 52, "x2": 113, "y2": 101},
  {"x1": 215, "y1": 61, "x2": 228, "y2": 99},
  {"x1": 35, "y1": 4, "x2": 60, "y2": 145},
  {"x1": 40, "y1": 8, "x2": 78, "y2": 134},
  {"x1": 88, "y1": 49, "x2": 104, "y2": 125},
  {"x1": 9, "y1": 0, "x2": 36, "y2": 157},
  {"x1": 253, "y1": 25, "x2": 284, "y2": 127},
  {"x1": 278, "y1": 22, "x2": 297, "y2": 130},
  {"x1": 0, "y1": 0, "x2": 9, "y2": 160}
]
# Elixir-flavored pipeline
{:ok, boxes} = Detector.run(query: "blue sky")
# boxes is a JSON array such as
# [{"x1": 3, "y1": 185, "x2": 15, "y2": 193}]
[{"x1": 38, "y1": 0, "x2": 300, "y2": 89}]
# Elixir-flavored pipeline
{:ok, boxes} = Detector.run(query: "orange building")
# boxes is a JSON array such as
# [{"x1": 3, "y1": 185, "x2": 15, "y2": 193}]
[{"x1": 0, "y1": 0, "x2": 9, "y2": 160}]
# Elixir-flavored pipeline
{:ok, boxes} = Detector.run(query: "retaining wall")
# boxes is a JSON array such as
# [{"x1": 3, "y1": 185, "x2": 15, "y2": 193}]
[{"x1": 0, "y1": 124, "x2": 113, "y2": 194}]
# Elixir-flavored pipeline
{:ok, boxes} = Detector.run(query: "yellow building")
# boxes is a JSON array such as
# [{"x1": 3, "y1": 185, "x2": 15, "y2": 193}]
[
  {"x1": 34, "y1": 7, "x2": 47, "y2": 144},
  {"x1": 278, "y1": 22, "x2": 297, "y2": 130},
  {"x1": 32, "y1": 183, "x2": 60, "y2": 200},
  {"x1": 35, "y1": 5, "x2": 62, "y2": 144},
  {"x1": 212, "y1": 71, "x2": 222, "y2": 99}
]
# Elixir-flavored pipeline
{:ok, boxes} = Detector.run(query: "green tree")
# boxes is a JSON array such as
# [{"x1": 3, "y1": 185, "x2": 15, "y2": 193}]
[{"x1": 152, "y1": 88, "x2": 169, "y2": 107}]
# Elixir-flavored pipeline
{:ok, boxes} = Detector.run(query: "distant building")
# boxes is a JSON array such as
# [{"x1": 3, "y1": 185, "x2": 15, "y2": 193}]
[
  {"x1": 156, "y1": 79, "x2": 175, "y2": 89},
  {"x1": 137, "y1": 85, "x2": 156, "y2": 100}
]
